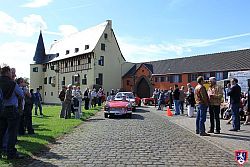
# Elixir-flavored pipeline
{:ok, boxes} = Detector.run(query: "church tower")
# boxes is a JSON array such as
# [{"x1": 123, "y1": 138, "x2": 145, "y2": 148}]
[
  {"x1": 33, "y1": 31, "x2": 46, "y2": 64},
  {"x1": 30, "y1": 31, "x2": 45, "y2": 99}
]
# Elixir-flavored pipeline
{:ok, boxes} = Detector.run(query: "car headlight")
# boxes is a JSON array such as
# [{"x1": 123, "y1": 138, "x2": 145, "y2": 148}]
[
  {"x1": 126, "y1": 104, "x2": 132, "y2": 111},
  {"x1": 104, "y1": 104, "x2": 110, "y2": 111}
]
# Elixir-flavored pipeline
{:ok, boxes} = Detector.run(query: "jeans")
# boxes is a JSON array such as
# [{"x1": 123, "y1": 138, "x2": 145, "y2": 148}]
[
  {"x1": 0, "y1": 106, "x2": 20, "y2": 157},
  {"x1": 179, "y1": 101, "x2": 184, "y2": 114},
  {"x1": 209, "y1": 105, "x2": 221, "y2": 132},
  {"x1": 34, "y1": 102, "x2": 43, "y2": 115},
  {"x1": 231, "y1": 103, "x2": 240, "y2": 130},
  {"x1": 196, "y1": 104, "x2": 208, "y2": 134},
  {"x1": 174, "y1": 100, "x2": 180, "y2": 115}
]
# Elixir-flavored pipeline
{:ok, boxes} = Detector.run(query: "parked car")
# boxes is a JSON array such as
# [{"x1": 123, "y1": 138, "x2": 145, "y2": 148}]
[
  {"x1": 114, "y1": 92, "x2": 139, "y2": 111},
  {"x1": 104, "y1": 98, "x2": 133, "y2": 118},
  {"x1": 142, "y1": 93, "x2": 170, "y2": 106}
]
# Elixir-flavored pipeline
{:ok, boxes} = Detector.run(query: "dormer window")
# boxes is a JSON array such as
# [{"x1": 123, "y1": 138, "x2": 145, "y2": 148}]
[
  {"x1": 85, "y1": 45, "x2": 89, "y2": 50},
  {"x1": 75, "y1": 48, "x2": 79, "y2": 52},
  {"x1": 66, "y1": 50, "x2": 70, "y2": 54},
  {"x1": 56, "y1": 53, "x2": 59, "y2": 57}
]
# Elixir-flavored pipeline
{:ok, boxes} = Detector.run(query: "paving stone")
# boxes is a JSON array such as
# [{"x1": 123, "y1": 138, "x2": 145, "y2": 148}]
[{"x1": 21, "y1": 108, "x2": 240, "y2": 167}]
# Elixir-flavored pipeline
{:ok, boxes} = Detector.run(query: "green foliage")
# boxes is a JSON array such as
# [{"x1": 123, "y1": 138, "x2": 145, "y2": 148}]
[{"x1": 0, "y1": 105, "x2": 101, "y2": 166}]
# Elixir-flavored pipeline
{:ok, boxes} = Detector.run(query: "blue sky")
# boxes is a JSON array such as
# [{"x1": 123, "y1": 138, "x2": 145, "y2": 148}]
[{"x1": 1, "y1": 0, "x2": 250, "y2": 78}]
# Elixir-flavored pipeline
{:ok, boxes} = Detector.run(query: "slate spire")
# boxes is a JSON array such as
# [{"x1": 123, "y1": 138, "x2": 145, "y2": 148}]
[{"x1": 33, "y1": 31, "x2": 46, "y2": 64}]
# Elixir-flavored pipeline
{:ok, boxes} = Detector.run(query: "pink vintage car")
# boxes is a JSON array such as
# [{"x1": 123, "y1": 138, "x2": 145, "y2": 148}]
[{"x1": 104, "y1": 99, "x2": 132, "y2": 118}]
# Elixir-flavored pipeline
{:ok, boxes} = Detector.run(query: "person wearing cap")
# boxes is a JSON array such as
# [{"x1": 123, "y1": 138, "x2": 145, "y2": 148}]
[{"x1": 207, "y1": 77, "x2": 223, "y2": 134}]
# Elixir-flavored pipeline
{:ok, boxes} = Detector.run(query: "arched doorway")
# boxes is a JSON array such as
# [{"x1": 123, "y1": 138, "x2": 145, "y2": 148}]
[{"x1": 136, "y1": 77, "x2": 151, "y2": 98}]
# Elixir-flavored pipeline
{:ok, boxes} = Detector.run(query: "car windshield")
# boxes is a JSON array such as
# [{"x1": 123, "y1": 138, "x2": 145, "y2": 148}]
[{"x1": 115, "y1": 92, "x2": 135, "y2": 99}]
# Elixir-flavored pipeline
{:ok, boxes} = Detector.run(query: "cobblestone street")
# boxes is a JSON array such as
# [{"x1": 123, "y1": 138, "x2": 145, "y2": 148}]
[{"x1": 25, "y1": 107, "x2": 239, "y2": 167}]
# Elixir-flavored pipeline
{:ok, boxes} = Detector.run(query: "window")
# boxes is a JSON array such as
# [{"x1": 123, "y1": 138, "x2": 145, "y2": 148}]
[
  {"x1": 33, "y1": 67, "x2": 38, "y2": 72},
  {"x1": 155, "y1": 77, "x2": 158, "y2": 82},
  {"x1": 72, "y1": 74, "x2": 80, "y2": 85},
  {"x1": 215, "y1": 72, "x2": 223, "y2": 81},
  {"x1": 56, "y1": 53, "x2": 59, "y2": 57},
  {"x1": 96, "y1": 73, "x2": 103, "y2": 85},
  {"x1": 82, "y1": 79, "x2": 87, "y2": 85},
  {"x1": 75, "y1": 48, "x2": 79, "y2": 52},
  {"x1": 88, "y1": 57, "x2": 91, "y2": 64},
  {"x1": 104, "y1": 33, "x2": 108, "y2": 39},
  {"x1": 61, "y1": 77, "x2": 65, "y2": 86},
  {"x1": 43, "y1": 67, "x2": 46, "y2": 72},
  {"x1": 49, "y1": 77, "x2": 52, "y2": 84},
  {"x1": 101, "y1": 43, "x2": 105, "y2": 51},
  {"x1": 66, "y1": 50, "x2": 69, "y2": 54},
  {"x1": 78, "y1": 60, "x2": 80, "y2": 65},
  {"x1": 51, "y1": 92, "x2": 53, "y2": 96},
  {"x1": 51, "y1": 65, "x2": 54, "y2": 70},
  {"x1": 82, "y1": 74, "x2": 87, "y2": 85},
  {"x1": 45, "y1": 92, "x2": 46, "y2": 96},
  {"x1": 71, "y1": 61, "x2": 73, "y2": 67},
  {"x1": 65, "y1": 62, "x2": 68, "y2": 68},
  {"x1": 44, "y1": 77, "x2": 47, "y2": 84},
  {"x1": 191, "y1": 73, "x2": 198, "y2": 82},
  {"x1": 223, "y1": 71, "x2": 228, "y2": 79},
  {"x1": 169, "y1": 75, "x2": 181, "y2": 83},
  {"x1": 203, "y1": 73, "x2": 210, "y2": 80},
  {"x1": 160, "y1": 76, "x2": 165, "y2": 82},
  {"x1": 98, "y1": 56, "x2": 104, "y2": 66},
  {"x1": 85, "y1": 45, "x2": 89, "y2": 50}
]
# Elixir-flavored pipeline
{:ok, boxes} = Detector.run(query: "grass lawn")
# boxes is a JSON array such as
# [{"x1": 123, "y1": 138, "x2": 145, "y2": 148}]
[{"x1": 0, "y1": 105, "x2": 101, "y2": 167}]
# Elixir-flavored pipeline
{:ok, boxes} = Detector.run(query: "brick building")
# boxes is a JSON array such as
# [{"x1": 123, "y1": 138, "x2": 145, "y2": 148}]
[{"x1": 122, "y1": 49, "x2": 250, "y2": 98}]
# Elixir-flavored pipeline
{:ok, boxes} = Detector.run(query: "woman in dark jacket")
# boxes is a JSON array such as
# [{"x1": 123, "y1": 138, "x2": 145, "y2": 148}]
[{"x1": 23, "y1": 90, "x2": 35, "y2": 134}]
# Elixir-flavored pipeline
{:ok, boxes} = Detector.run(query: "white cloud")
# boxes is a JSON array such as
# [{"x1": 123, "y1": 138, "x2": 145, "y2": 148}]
[
  {"x1": 0, "y1": 42, "x2": 35, "y2": 78},
  {"x1": 58, "y1": 25, "x2": 78, "y2": 37},
  {"x1": 181, "y1": 33, "x2": 250, "y2": 48},
  {"x1": 0, "y1": 11, "x2": 47, "y2": 37},
  {"x1": 21, "y1": 0, "x2": 53, "y2": 8},
  {"x1": 118, "y1": 32, "x2": 250, "y2": 63}
]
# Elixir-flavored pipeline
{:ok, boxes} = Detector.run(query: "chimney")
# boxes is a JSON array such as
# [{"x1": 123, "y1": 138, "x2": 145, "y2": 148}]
[{"x1": 106, "y1": 20, "x2": 112, "y2": 28}]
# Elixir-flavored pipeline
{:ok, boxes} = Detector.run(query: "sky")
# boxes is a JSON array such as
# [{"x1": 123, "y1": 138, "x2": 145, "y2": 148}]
[{"x1": 1, "y1": 0, "x2": 250, "y2": 78}]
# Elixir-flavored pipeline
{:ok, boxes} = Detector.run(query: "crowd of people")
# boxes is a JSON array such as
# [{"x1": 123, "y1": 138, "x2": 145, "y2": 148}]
[
  {"x1": 0, "y1": 65, "x2": 41, "y2": 159},
  {"x1": 0, "y1": 64, "x2": 107, "y2": 159},
  {"x1": 152, "y1": 76, "x2": 250, "y2": 136},
  {"x1": 58, "y1": 85, "x2": 105, "y2": 119}
]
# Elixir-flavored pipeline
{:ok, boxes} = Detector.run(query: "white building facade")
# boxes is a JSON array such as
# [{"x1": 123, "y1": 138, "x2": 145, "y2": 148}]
[{"x1": 30, "y1": 20, "x2": 127, "y2": 104}]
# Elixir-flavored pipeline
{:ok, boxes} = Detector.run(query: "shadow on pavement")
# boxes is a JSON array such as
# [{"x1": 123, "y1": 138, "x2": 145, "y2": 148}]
[
  {"x1": 131, "y1": 113, "x2": 144, "y2": 120},
  {"x1": 211, "y1": 132, "x2": 250, "y2": 141},
  {"x1": 107, "y1": 113, "x2": 144, "y2": 120},
  {"x1": 86, "y1": 118, "x2": 106, "y2": 122}
]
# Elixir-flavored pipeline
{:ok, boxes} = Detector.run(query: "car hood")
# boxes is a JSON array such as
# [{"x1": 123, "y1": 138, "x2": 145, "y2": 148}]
[{"x1": 107, "y1": 101, "x2": 130, "y2": 108}]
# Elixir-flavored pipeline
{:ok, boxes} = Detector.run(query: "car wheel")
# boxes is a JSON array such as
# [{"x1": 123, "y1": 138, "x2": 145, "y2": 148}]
[
  {"x1": 148, "y1": 101, "x2": 153, "y2": 105},
  {"x1": 104, "y1": 113, "x2": 109, "y2": 118},
  {"x1": 126, "y1": 113, "x2": 132, "y2": 118}
]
